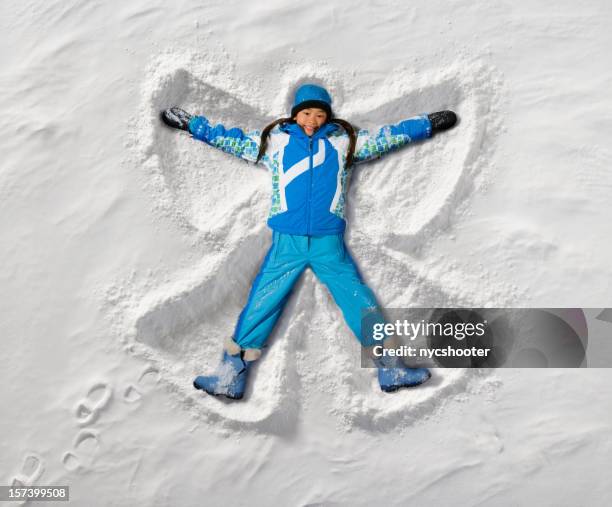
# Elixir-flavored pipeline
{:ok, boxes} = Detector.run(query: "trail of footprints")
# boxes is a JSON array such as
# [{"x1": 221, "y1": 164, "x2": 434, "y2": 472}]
[{"x1": 8, "y1": 366, "x2": 160, "y2": 494}]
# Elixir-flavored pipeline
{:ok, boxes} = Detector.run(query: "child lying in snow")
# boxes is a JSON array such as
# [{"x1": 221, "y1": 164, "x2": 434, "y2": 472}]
[{"x1": 161, "y1": 84, "x2": 457, "y2": 399}]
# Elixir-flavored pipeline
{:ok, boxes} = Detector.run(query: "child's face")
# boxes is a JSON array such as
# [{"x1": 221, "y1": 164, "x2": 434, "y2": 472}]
[{"x1": 294, "y1": 108, "x2": 328, "y2": 136}]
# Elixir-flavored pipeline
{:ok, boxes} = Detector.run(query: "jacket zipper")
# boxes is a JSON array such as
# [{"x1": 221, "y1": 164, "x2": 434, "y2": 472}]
[{"x1": 306, "y1": 136, "x2": 314, "y2": 235}]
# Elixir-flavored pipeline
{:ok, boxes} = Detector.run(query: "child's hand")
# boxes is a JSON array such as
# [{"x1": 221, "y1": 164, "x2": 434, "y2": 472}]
[
  {"x1": 160, "y1": 107, "x2": 193, "y2": 131},
  {"x1": 427, "y1": 110, "x2": 457, "y2": 134}
]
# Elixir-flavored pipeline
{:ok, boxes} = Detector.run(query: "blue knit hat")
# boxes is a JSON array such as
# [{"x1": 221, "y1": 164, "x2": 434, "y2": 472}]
[{"x1": 291, "y1": 84, "x2": 333, "y2": 119}]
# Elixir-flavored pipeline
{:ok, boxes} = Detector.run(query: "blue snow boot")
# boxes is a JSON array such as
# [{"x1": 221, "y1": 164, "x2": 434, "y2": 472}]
[
  {"x1": 374, "y1": 356, "x2": 431, "y2": 392},
  {"x1": 193, "y1": 351, "x2": 252, "y2": 400}
]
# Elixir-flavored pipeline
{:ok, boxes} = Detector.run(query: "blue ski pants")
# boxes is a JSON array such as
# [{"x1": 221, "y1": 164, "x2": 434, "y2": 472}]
[{"x1": 233, "y1": 231, "x2": 383, "y2": 350}]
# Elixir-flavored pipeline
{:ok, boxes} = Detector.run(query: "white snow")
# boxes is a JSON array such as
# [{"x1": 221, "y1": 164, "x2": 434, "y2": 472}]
[{"x1": 1, "y1": 0, "x2": 611, "y2": 505}]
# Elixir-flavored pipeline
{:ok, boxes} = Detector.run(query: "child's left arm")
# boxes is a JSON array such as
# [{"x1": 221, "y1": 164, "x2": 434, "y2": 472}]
[{"x1": 353, "y1": 110, "x2": 456, "y2": 165}]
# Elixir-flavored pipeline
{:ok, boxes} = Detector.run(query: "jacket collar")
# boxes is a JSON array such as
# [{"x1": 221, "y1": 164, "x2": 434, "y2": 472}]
[{"x1": 281, "y1": 122, "x2": 338, "y2": 140}]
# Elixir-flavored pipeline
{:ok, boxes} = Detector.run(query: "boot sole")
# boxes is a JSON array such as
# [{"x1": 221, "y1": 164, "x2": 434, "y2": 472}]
[
  {"x1": 380, "y1": 371, "x2": 432, "y2": 392},
  {"x1": 193, "y1": 380, "x2": 244, "y2": 400}
]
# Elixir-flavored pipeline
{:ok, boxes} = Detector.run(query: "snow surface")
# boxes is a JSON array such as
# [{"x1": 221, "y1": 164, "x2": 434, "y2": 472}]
[{"x1": 1, "y1": 0, "x2": 612, "y2": 505}]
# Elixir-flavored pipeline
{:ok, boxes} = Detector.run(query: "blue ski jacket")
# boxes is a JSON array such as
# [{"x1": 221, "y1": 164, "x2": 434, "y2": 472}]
[{"x1": 188, "y1": 114, "x2": 432, "y2": 235}]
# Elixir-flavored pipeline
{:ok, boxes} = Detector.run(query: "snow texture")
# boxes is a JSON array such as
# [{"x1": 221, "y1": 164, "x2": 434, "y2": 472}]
[{"x1": 1, "y1": 0, "x2": 611, "y2": 505}]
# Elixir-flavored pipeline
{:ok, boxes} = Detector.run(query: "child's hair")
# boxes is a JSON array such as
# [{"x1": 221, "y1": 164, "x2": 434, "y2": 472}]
[{"x1": 256, "y1": 118, "x2": 357, "y2": 168}]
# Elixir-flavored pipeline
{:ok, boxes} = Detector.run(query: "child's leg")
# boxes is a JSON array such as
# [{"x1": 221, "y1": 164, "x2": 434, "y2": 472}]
[
  {"x1": 194, "y1": 232, "x2": 308, "y2": 399},
  {"x1": 231, "y1": 231, "x2": 309, "y2": 355},
  {"x1": 310, "y1": 234, "x2": 431, "y2": 390},
  {"x1": 308, "y1": 234, "x2": 383, "y2": 348}
]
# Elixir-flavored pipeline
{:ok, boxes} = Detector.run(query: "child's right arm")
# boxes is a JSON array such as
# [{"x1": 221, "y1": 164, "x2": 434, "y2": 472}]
[
  {"x1": 160, "y1": 107, "x2": 261, "y2": 165},
  {"x1": 188, "y1": 115, "x2": 261, "y2": 164}
]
